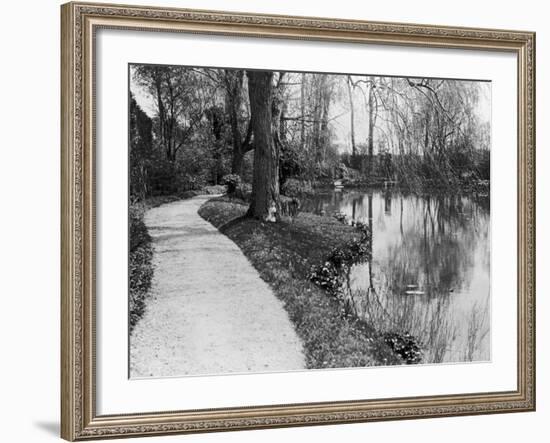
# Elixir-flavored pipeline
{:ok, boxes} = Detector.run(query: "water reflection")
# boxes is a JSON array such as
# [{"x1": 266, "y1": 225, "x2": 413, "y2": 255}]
[{"x1": 303, "y1": 190, "x2": 491, "y2": 364}]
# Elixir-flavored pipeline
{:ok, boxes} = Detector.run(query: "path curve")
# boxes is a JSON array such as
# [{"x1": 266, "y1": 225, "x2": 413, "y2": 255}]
[{"x1": 130, "y1": 196, "x2": 305, "y2": 378}]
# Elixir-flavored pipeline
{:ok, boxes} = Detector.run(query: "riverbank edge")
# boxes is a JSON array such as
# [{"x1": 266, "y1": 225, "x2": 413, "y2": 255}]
[
  {"x1": 198, "y1": 196, "x2": 401, "y2": 370},
  {"x1": 313, "y1": 181, "x2": 490, "y2": 196}
]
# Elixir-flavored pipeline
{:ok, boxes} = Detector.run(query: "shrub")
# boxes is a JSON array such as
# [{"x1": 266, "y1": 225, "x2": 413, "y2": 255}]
[
  {"x1": 221, "y1": 174, "x2": 242, "y2": 194},
  {"x1": 179, "y1": 190, "x2": 201, "y2": 199},
  {"x1": 129, "y1": 243, "x2": 153, "y2": 328},
  {"x1": 203, "y1": 184, "x2": 227, "y2": 195},
  {"x1": 129, "y1": 204, "x2": 154, "y2": 330},
  {"x1": 279, "y1": 195, "x2": 301, "y2": 217},
  {"x1": 281, "y1": 178, "x2": 313, "y2": 198},
  {"x1": 309, "y1": 222, "x2": 371, "y2": 300},
  {"x1": 176, "y1": 172, "x2": 207, "y2": 193},
  {"x1": 129, "y1": 205, "x2": 149, "y2": 252},
  {"x1": 234, "y1": 182, "x2": 252, "y2": 202},
  {"x1": 383, "y1": 332, "x2": 423, "y2": 364}
]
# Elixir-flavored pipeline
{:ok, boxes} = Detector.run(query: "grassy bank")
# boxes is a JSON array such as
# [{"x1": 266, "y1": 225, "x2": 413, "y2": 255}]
[
  {"x1": 129, "y1": 195, "x2": 181, "y2": 331},
  {"x1": 129, "y1": 186, "x2": 226, "y2": 331},
  {"x1": 198, "y1": 197, "x2": 400, "y2": 369}
]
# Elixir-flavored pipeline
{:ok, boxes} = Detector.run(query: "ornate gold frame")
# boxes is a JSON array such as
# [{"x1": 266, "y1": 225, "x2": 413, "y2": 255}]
[{"x1": 61, "y1": 1, "x2": 536, "y2": 440}]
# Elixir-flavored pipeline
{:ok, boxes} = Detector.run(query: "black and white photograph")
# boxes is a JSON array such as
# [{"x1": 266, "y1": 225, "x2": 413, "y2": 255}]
[
  {"x1": 128, "y1": 63, "x2": 491, "y2": 378},
  {"x1": 1, "y1": 0, "x2": 544, "y2": 441}
]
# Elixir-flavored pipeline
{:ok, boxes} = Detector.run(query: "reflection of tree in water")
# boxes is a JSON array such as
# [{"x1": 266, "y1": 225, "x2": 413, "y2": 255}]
[
  {"x1": 351, "y1": 271, "x2": 489, "y2": 364},
  {"x1": 385, "y1": 194, "x2": 481, "y2": 297},
  {"x1": 392, "y1": 195, "x2": 486, "y2": 362},
  {"x1": 384, "y1": 191, "x2": 392, "y2": 216},
  {"x1": 309, "y1": 190, "x2": 491, "y2": 363}
]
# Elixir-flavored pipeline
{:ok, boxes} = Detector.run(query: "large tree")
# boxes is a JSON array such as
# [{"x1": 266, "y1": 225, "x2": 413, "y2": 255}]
[
  {"x1": 133, "y1": 65, "x2": 207, "y2": 162},
  {"x1": 246, "y1": 70, "x2": 280, "y2": 222}
]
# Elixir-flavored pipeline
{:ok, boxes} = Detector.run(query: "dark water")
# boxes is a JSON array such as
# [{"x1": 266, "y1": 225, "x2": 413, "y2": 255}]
[{"x1": 303, "y1": 189, "x2": 490, "y2": 364}]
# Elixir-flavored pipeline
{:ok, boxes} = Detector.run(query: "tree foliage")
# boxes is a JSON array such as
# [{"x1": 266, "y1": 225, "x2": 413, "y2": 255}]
[{"x1": 130, "y1": 65, "x2": 490, "y2": 210}]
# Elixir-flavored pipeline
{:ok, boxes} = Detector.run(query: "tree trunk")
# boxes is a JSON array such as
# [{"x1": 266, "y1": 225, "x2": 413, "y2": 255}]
[
  {"x1": 231, "y1": 150, "x2": 244, "y2": 176},
  {"x1": 277, "y1": 95, "x2": 288, "y2": 187},
  {"x1": 367, "y1": 80, "x2": 375, "y2": 178},
  {"x1": 346, "y1": 76, "x2": 356, "y2": 158},
  {"x1": 300, "y1": 73, "x2": 306, "y2": 150},
  {"x1": 153, "y1": 70, "x2": 168, "y2": 159},
  {"x1": 320, "y1": 88, "x2": 330, "y2": 165},
  {"x1": 312, "y1": 76, "x2": 322, "y2": 165},
  {"x1": 424, "y1": 112, "x2": 430, "y2": 153},
  {"x1": 225, "y1": 70, "x2": 250, "y2": 176},
  {"x1": 246, "y1": 71, "x2": 280, "y2": 222}
]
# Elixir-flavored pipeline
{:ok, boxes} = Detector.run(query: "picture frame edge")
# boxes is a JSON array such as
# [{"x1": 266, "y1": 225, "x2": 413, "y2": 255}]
[{"x1": 60, "y1": 1, "x2": 536, "y2": 440}]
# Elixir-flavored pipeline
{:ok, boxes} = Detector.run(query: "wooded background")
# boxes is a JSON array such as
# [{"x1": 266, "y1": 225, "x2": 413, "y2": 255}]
[{"x1": 130, "y1": 65, "x2": 491, "y2": 219}]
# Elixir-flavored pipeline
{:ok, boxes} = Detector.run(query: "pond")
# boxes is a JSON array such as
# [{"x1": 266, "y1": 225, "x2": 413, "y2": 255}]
[{"x1": 303, "y1": 189, "x2": 491, "y2": 364}]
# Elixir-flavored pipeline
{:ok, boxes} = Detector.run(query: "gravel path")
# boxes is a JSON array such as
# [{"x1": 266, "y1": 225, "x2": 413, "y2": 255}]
[{"x1": 130, "y1": 196, "x2": 305, "y2": 378}]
